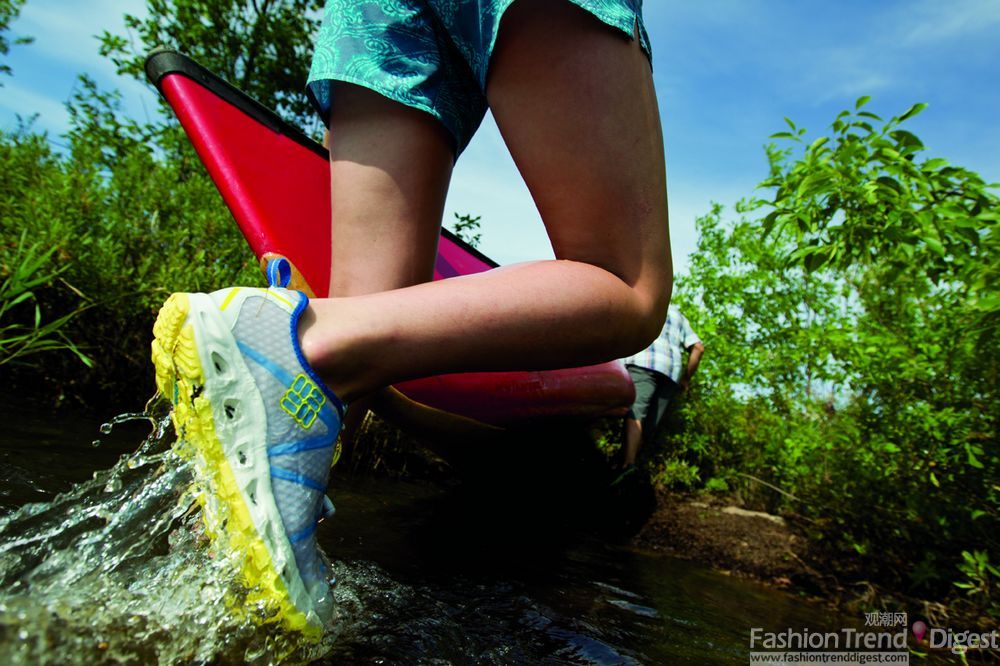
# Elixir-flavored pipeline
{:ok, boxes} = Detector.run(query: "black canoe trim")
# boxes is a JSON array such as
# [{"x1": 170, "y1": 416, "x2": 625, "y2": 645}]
[{"x1": 145, "y1": 47, "x2": 327, "y2": 160}]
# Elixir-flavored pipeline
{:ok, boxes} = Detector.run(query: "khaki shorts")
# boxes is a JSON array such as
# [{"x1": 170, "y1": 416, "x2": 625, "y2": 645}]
[{"x1": 626, "y1": 365, "x2": 679, "y2": 435}]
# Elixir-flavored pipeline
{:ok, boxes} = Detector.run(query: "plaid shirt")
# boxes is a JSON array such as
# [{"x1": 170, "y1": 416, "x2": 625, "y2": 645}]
[{"x1": 622, "y1": 305, "x2": 701, "y2": 383}]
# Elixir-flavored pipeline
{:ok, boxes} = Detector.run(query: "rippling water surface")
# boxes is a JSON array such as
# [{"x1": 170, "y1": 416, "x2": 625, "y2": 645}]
[{"x1": 0, "y1": 395, "x2": 918, "y2": 665}]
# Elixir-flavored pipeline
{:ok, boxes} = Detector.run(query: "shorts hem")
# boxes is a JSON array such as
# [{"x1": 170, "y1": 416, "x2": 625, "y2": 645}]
[
  {"x1": 306, "y1": 75, "x2": 463, "y2": 158},
  {"x1": 483, "y1": 0, "x2": 653, "y2": 84}
]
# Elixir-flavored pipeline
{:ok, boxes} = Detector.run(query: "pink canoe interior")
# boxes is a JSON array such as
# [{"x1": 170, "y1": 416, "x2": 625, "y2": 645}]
[{"x1": 147, "y1": 49, "x2": 633, "y2": 426}]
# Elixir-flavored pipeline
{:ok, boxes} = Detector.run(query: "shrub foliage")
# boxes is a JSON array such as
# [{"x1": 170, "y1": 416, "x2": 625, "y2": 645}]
[{"x1": 658, "y1": 99, "x2": 998, "y2": 608}]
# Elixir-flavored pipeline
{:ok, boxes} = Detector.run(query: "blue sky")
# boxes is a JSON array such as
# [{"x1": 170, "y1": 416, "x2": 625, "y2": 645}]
[{"x1": 2, "y1": 0, "x2": 998, "y2": 274}]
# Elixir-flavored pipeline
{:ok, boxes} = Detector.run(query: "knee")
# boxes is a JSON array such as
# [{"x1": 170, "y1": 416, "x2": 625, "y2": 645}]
[{"x1": 628, "y1": 274, "x2": 673, "y2": 352}]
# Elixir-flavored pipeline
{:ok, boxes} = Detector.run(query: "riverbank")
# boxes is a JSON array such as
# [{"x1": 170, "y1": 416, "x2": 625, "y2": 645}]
[
  {"x1": 632, "y1": 489, "x2": 808, "y2": 589},
  {"x1": 630, "y1": 486, "x2": 999, "y2": 651},
  {"x1": 341, "y1": 413, "x2": 998, "y2": 641}
]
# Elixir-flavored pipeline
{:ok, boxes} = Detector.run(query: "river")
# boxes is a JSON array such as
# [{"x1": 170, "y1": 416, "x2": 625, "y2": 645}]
[{"x1": 0, "y1": 394, "x2": 945, "y2": 664}]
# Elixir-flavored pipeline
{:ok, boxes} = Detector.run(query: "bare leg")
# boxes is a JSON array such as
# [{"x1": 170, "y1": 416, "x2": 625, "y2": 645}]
[
  {"x1": 300, "y1": 0, "x2": 672, "y2": 402},
  {"x1": 325, "y1": 82, "x2": 453, "y2": 297},
  {"x1": 324, "y1": 84, "x2": 454, "y2": 437},
  {"x1": 623, "y1": 418, "x2": 643, "y2": 467}
]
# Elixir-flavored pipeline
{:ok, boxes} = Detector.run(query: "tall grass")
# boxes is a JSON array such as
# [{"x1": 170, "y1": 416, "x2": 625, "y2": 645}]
[
  {"x1": 0, "y1": 232, "x2": 91, "y2": 367},
  {"x1": 0, "y1": 124, "x2": 258, "y2": 407}
]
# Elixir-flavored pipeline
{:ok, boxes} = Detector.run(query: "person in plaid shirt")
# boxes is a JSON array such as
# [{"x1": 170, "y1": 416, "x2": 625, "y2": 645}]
[{"x1": 620, "y1": 305, "x2": 705, "y2": 469}]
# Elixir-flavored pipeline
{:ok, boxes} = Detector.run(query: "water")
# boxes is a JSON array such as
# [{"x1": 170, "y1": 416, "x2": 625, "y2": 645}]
[
  {"x1": 0, "y1": 398, "x2": 340, "y2": 664},
  {"x1": 0, "y1": 396, "x2": 943, "y2": 664}
]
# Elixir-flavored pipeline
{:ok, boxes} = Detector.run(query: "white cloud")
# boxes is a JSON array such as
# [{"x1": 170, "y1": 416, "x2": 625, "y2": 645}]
[
  {"x1": 901, "y1": 0, "x2": 1000, "y2": 44},
  {"x1": 1, "y1": 0, "x2": 154, "y2": 134},
  {"x1": 774, "y1": 0, "x2": 1000, "y2": 106},
  {"x1": 800, "y1": 51, "x2": 894, "y2": 105},
  {"x1": 0, "y1": 79, "x2": 71, "y2": 135},
  {"x1": 17, "y1": 0, "x2": 147, "y2": 75}
]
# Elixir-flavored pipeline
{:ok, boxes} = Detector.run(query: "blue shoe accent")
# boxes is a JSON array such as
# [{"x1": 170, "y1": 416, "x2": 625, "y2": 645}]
[
  {"x1": 268, "y1": 434, "x2": 335, "y2": 457},
  {"x1": 288, "y1": 522, "x2": 319, "y2": 544},
  {"x1": 289, "y1": 295, "x2": 344, "y2": 412},
  {"x1": 238, "y1": 339, "x2": 341, "y2": 431},
  {"x1": 267, "y1": 257, "x2": 293, "y2": 288},
  {"x1": 271, "y1": 466, "x2": 327, "y2": 492},
  {"x1": 237, "y1": 340, "x2": 296, "y2": 386}
]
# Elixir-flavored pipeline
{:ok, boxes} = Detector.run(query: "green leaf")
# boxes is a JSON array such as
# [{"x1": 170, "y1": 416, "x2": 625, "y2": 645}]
[
  {"x1": 797, "y1": 170, "x2": 834, "y2": 199},
  {"x1": 762, "y1": 210, "x2": 781, "y2": 236},
  {"x1": 922, "y1": 157, "x2": 949, "y2": 171},
  {"x1": 804, "y1": 249, "x2": 827, "y2": 273},
  {"x1": 855, "y1": 95, "x2": 871, "y2": 110},
  {"x1": 6, "y1": 290, "x2": 34, "y2": 308},
  {"x1": 890, "y1": 129, "x2": 924, "y2": 151},
  {"x1": 899, "y1": 102, "x2": 928, "y2": 122},
  {"x1": 876, "y1": 176, "x2": 902, "y2": 195},
  {"x1": 966, "y1": 444, "x2": 985, "y2": 469},
  {"x1": 809, "y1": 136, "x2": 830, "y2": 153},
  {"x1": 922, "y1": 235, "x2": 946, "y2": 257},
  {"x1": 879, "y1": 147, "x2": 902, "y2": 162}
]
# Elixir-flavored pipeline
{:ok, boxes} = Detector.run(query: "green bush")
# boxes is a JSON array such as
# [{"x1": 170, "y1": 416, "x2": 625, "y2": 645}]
[
  {"x1": 0, "y1": 118, "x2": 259, "y2": 406},
  {"x1": 659, "y1": 100, "x2": 998, "y2": 611},
  {"x1": 0, "y1": 0, "x2": 331, "y2": 407}
]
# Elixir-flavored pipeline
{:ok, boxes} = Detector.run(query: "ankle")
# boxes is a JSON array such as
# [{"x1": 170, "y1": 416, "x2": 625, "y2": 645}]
[{"x1": 297, "y1": 300, "x2": 378, "y2": 402}]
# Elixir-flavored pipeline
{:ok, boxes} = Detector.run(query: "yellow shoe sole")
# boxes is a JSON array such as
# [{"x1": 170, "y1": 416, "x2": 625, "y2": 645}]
[{"x1": 151, "y1": 292, "x2": 321, "y2": 639}]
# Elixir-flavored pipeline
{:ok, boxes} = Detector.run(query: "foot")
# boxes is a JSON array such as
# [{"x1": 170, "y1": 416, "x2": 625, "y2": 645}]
[{"x1": 151, "y1": 281, "x2": 345, "y2": 637}]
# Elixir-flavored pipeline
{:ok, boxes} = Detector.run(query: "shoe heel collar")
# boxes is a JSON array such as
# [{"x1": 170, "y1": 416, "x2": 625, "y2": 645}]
[{"x1": 289, "y1": 293, "x2": 346, "y2": 418}]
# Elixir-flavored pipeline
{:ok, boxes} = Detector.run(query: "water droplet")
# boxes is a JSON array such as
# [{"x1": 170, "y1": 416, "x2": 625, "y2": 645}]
[{"x1": 0, "y1": 398, "x2": 326, "y2": 664}]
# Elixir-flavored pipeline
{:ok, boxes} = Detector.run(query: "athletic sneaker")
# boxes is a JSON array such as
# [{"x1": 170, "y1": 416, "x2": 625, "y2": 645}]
[{"x1": 151, "y1": 265, "x2": 344, "y2": 637}]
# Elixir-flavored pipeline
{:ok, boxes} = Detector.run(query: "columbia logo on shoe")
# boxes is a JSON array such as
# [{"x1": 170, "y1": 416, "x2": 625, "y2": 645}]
[{"x1": 280, "y1": 373, "x2": 327, "y2": 429}]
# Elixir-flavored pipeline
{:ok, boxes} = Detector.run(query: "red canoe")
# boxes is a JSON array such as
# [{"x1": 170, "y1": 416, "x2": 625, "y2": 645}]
[{"x1": 144, "y1": 49, "x2": 633, "y2": 428}]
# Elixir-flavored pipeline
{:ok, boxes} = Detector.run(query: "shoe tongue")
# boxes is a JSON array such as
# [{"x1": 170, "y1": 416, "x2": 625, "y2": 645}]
[{"x1": 266, "y1": 257, "x2": 293, "y2": 288}]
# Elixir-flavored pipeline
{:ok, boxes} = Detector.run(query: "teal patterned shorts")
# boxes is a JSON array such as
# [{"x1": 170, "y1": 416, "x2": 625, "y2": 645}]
[{"x1": 307, "y1": 0, "x2": 651, "y2": 156}]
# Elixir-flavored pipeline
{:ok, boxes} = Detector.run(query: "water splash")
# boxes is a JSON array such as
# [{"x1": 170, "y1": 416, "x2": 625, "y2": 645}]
[{"x1": 0, "y1": 399, "x2": 340, "y2": 665}]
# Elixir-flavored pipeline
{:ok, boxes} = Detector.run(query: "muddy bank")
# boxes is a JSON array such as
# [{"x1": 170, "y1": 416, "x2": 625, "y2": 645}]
[
  {"x1": 630, "y1": 489, "x2": 812, "y2": 589},
  {"x1": 628, "y1": 488, "x2": 999, "y2": 646}
]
